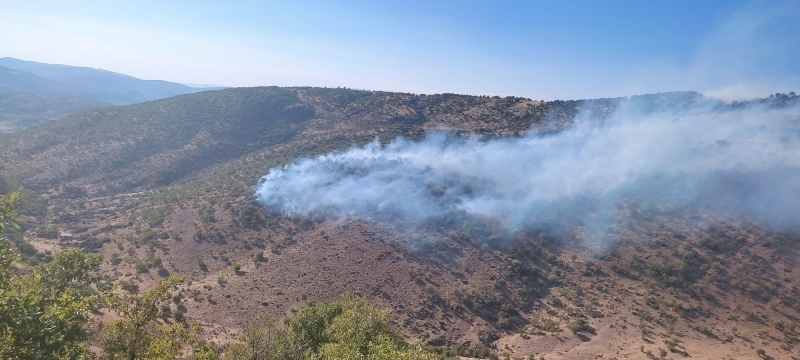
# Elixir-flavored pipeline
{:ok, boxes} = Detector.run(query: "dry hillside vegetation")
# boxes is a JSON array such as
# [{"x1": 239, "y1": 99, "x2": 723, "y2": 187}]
[{"x1": 1, "y1": 88, "x2": 799, "y2": 359}]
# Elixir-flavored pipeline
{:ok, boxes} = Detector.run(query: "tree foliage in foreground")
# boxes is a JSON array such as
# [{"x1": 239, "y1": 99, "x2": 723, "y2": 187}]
[
  {"x1": 0, "y1": 191, "x2": 102, "y2": 359},
  {"x1": 223, "y1": 294, "x2": 436, "y2": 360},
  {"x1": 100, "y1": 275, "x2": 200, "y2": 360},
  {"x1": 1, "y1": 192, "x2": 200, "y2": 360}
]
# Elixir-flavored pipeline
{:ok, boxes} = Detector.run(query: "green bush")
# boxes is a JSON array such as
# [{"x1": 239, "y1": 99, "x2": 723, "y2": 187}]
[
  {"x1": 223, "y1": 295, "x2": 437, "y2": 360},
  {"x1": 254, "y1": 251, "x2": 266, "y2": 262},
  {"x1": 140, "y1": 206, "x2": 173, "y2": 227},
  {"x1": 120, "y1": 280, "x2": 139, "y2": 293},
  {"x1": 0, "y1": 230, "x2": 103, "y2": 360},
  {"x1": 530, "y1": 318, "x2": 561, "y2": 333},
  {"x1": 568, "y1": 317, "x2": 589, "y2": 334},
  {"x1": 199, "y1": 203, "x2": 216, "y2": 223},
  {"x1": 160, "y1": 305, "x2": 172, "y2": 318},
  {"x1": 529, "y1": 265, "x2": 540, "y2": 276},
  {"x1": 35, "y1": 225, "x2": 60, "y2": 239},
  {"x1": 17, "y1": 241, "x2": 37, "y2": 256}
]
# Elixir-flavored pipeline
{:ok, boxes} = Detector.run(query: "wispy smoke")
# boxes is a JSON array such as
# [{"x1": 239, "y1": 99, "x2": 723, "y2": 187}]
[
  {"x1": 616, "y1": 2, "x2": 800, "y2": 103},
  {"x1": 256, "y1": 97, "x2": 800, "y2": 234}
]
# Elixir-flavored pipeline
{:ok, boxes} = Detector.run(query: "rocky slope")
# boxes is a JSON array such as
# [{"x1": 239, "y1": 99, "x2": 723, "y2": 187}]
[{"x1": 2, "y1": 88, "x2": 799, "y2": 359}]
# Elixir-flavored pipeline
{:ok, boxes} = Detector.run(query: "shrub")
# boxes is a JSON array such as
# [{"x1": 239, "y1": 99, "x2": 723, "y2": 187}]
[
  {"x1": 568, "y1": 317, "x2": 588, "y2": 334},
  {"x1": 120, "y1": 280, "x2": 139, "y2": 293},
  {"x1": 160, "y1": 305, "x2": 172, "y2": 318},
  {"x1": 222, "y1": 294, "x2": 437, "y2": 359},
  {"x1": 666, "y1": 338, "x2": 678, "y2": 352},
  {"x1": 546, "y1": 295, "x2": 564, "y2": 308},
  {"x1": 198, "y1": 204, "x2": 216, "y2": 223},
  {"x1": 35, "y1": 225, "x2": 60, "y2": 239},
  {"x1": 254, "y1": 251, "x2": 266, "y2": 262},
  {"x1": 529, "y1": 265, "x2": 540, "y2": 276},
  {"x1": 530, "y1": 318, "x2": 561, "y2": 333},
  {"x1": 140, "y1": 206, "x2": 172, "y2": 227},
  {"x1": 17, "y1": 241, "x2": 37, "y2": 256},
  {"x1": 0, "y1": 245, "x2": 102, "y2": 358}
]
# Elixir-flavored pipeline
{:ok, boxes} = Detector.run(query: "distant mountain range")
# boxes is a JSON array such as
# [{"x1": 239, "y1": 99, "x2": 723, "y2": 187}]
[{"x1": 0, "y1": 57, "x2": 221, "y2": 132}]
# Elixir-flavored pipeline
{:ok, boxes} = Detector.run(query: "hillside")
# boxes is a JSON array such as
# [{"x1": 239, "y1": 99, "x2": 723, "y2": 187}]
[
  {"x1": 1, "y1": 87, "x2": 599, "y2": 193},
  {"x1": 0, "y1": 58, "x2": 207, "y2": 103},
  {"x1": 1, "y1": 87, "x2": 799, "y2": 359},
  {"x1": 0, "y1": 58, "x2": 211, "y2": 131},
  {"x1": 0, "y1": 66, "x2": 128, "y2": 104},
  {"x1": 0, "y1": 91, "x2": 107, "y2": 133}
]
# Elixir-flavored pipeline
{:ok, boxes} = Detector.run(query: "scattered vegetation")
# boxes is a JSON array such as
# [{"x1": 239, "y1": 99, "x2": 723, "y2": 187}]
[
  {"x1": 1, "y1": 89, "x2": 800, "y2": 358},
  {"x1": 223, "y1": 294, "x2": 437, "y2": 359},
  {"x1": 34, "y1": 224, "x2": 60, "y2": 239}
]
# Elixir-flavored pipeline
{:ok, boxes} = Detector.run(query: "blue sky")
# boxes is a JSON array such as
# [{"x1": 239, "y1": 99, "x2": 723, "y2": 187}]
[{"x1": 1, "y1": 0, "x2": 798, "y2": 100}]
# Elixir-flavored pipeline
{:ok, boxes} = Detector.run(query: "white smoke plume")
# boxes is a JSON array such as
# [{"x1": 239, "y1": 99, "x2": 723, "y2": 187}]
[{"x1": 255, "y1": 96, "x2": 800, "y2": 234}]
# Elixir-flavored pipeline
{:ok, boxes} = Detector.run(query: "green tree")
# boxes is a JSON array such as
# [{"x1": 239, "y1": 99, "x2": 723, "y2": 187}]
[
  {"x1": 0, "y1": 191, "x2": 21, "y2": 234},
  {"x1": 223, "y1": 316, "x2": 286, "y2": 360},
  {"x1": 101, "y1": 275, "x2": 200, "y2": 359},
  {"x1": 0, "y1": 190, "x2": 103, "y2": 359},
  {"x1": 568, "y1": 317, "x2": 589, "y2": 334},
  {"x1": 193, "y1": 343, "x2": 221, "y2": 360},
  {"x1": 223, "y1": 294, "x2": 436, "y2": 360}
]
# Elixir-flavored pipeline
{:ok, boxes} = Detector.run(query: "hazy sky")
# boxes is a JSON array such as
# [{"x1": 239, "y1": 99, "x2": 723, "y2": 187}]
[{"x1": 1, "y1": 0, "x2": 798, "y2": 100}]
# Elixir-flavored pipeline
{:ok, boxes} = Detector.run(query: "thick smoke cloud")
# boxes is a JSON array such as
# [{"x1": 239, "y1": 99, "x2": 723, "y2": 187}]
[{"x1": 255, "y1": 99, "x2": 800, "y2": 234}]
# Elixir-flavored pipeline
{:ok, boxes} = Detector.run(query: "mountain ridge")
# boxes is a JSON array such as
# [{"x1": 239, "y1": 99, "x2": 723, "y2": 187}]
[
  {"x1": 0, "y1": 57, "x2": 211, "y2": 131},
  {"x1": 0, "y1": 57, "x2": 205, "y2": 103}
]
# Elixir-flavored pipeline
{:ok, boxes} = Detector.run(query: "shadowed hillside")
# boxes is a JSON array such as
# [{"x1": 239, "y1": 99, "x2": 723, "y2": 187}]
[
  {"x1": 0, "y1": 58, "x2": 210, "y2": 131},
  {"x1": 0, "y1": 66, "x2": 128, "y2": 104},
  {"x1": 0, "y1": 58, "x2": 206, "y2": 104},
  {"x1": 1, "y1": 87, "x2": 603, "y2": 193},
  {"x1": 0, "y1": 91, "x2": 107, "y2": 133}
]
